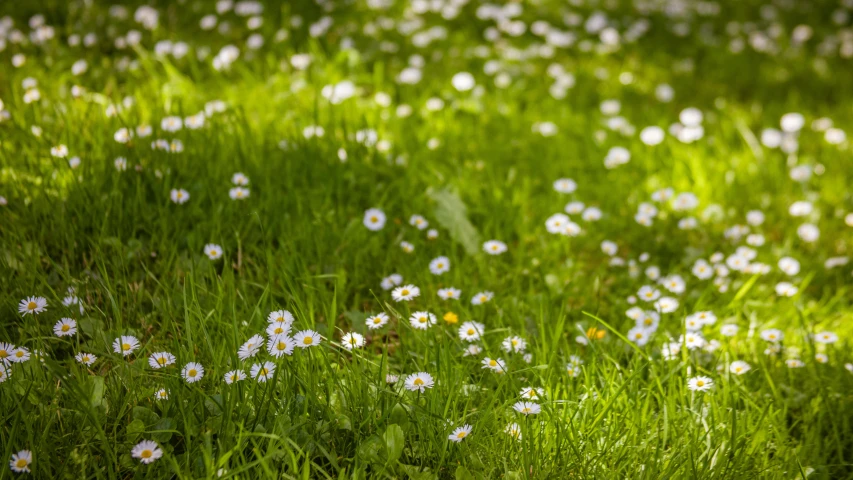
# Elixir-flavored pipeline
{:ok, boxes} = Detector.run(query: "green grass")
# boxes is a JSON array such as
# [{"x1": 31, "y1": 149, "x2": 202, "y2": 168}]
[{"x1": 1, "y1": 0, "x2": 853, "y2": 478}]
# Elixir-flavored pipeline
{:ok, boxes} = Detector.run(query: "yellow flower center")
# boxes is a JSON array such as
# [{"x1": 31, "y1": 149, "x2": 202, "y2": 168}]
[
  {"x1": 419, "y1": 317, "x2": 427, "y2": 323},
  {"x1": 456, "y1": 431, "x2": 466, "y2": 438},
  {"x1": 522, "y1": 407, "x2": 531, "y2": 413},
  {"x1": 260, "y1": 368, "x2": 269, "y2": 376},
  {"x1": 122, "y1": 343, "x2": 131, "y2": 351},
  {"x1": 157, "y1": 357, "x2": 168, "y2": 365},
  {"x1": 401, "y1": 289, "x2": 409, "y2": 296},
  {"x1": 159, "y1": 391, "x2": 167, "y2": 397},
  {"x1": 141, "y1": 450, "x2": 152, "y2": 459},
  {"x1": 696, "y1": 380, "x2": 704, "y2": 387},
  {"x1": 370, "y1": 216, "x2": 377, "y2": 223},
  {"x1": 188, "y1": 369, "x2": 197, "y2": 377},
  {"x1": 437, "y1": 263, "x2": 444, "y2": 268},
  {"x1": 373, "y1": 318, "x2": 381, "y2": 324},
  {"x1": 15, "y1": 351, "x2": 24, "y2": 358},
  {"x1": 303, "y1": 337, "x2": 313, "y2": 345},
  {"x1": 735, "y1": 367, "x2": 742, "y2": 373},
  {"x1": 467, "y1": 329, "x2": 474, "y2": 335},
  {"x1": 0, "y1": 350, "x2": 7, "y2": 358},
  {"x1": 277, "y1": 342, "x2": 287, "y2": 350},
  {"x1": 62, "y1": 325, "x2": 70, "y2": 332},
  {"x1": 489, "y1": 359, "x2": 497, "y2": 367},
  {"x1": 27, "y1": 301, "x2": 37, "y2": 310},
  {"x1": 511, "y1": 339, "x2": 518, "y2": 345},
  {"x1": 413, "y1": 378, "x2": 424, "y2": 386},
  {"x1": 15, "y1": 459, "x2": 27, "y2": 468},
  {"x1": 82, "y1": 356, "x2": 89, "y2": 362}
]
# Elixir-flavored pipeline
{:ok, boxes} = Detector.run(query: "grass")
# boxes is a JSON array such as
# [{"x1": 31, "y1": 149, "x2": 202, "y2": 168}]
[{"x1": 1, "y1": 0, "x2": 853, "y2": 478}]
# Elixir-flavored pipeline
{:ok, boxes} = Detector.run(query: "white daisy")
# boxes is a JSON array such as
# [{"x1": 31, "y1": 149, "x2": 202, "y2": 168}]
[
  {"x1": 366, "y1": 313, "x2": 390, "y2": 330},
  {"x1": 148, "y1": 352, "x2": 176, "y2": 369},
  {"x1": 250, "y1": 361, "x2": 276, "y2": 382},
  {"x1": 410, "y1": 311, "x2": 437, "y2": 330},
  {"x1": 294, "y1": 330, "x2": 322, "y2": 348},
  {"x1": 131, "y1": 440, "x2": 163, "y2": 464},
  {"x1": 18, "y1": 296, "x2": 47, "y2": 315},
  {"x1": 53, "y1": 318, "x2": 77, "y2": 337},
  {"x1": 182, "y1": 362, "x2": 205, "y2": 383},
  {"x1": 113, "y1": 336, "x2": 141, "y2": 356},
  {"x1": 448, "y1": 424, "x2": 473, "y2": 443},
  {"x1": 404, "y1": 372, "x2": 435, "y2": 393},
  {"x1": 392, "y1": 285, "x2": 420, "y2": 302}
]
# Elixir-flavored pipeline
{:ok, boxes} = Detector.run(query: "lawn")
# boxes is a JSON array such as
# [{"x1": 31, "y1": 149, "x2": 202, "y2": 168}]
[{"x1": 1, "y1": 0, "x2": 853, "y2": 478}]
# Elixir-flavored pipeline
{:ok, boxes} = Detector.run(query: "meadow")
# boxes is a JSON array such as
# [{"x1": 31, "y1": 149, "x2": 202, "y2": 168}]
[{"x1": 1, "y1": 0, "x2": 853, "y2": 478}]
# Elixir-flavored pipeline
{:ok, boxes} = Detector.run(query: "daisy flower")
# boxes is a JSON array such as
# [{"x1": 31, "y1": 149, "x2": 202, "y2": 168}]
[
  {"x1": 131, "y1": 440, "x2": 163, "y2": 464},
  {"x1": 148, "y1": 352, "x2": 176, "y2": 369},
  {"x1": 483, "y1": 240, "x2": 507, "y2": 255},
  {"x1": 232, "y1": 172, "x2": 249, "y2": 185},
  {"x1": 266, "y1": 322, "x2": 291, "y2": 337},
  {"x1": 204, "y1": 244, "x2": 223, "y2": 260},
  {"x1": 400, "y1": 241, "x2": 414, "y2": 253},
  {"x1": 182, "y1": 362, "x2": 205, "y2": 383},
  {"x1": 224, "y1": 369, "x2": 247, "y2": 384},
  {"x1": 506, "y1": 423, "x2": 522, "y2": 440},
  {"x1": 268, "y1": 310, "x2": 295, "y2": 325},
  {"x1": 238, "y1": 335, "x2": 265, "y2": 360},
  {"x1": 471, "y1": 291, "x2": 493, "y2": 305},
  {"x1": 50, "y1": 144, "x2": 69, "y2": 157},
  {"x1": 0, "y1": 365, "x2": 10, "y2": 383},
  {"x1": 429, "y1": 256, "x2": 451, "y2": 275},
  {"x1": 512, "y1": 401, "x2": 541, "y2": 415},
  {"x1": 155, "y1": 389, "x2": 169, "y2": 400},
  {"x1": 363, "y1": 208, "x2": 386, "y2": 231},
  {"x1": 786, "y1": 359, "x2": 805, "y2": 368},
  {"x1": 75, "y1": 352, "x2": 97, "y2": 366},
  {"x1": 729, "y1": 361, "x2": 751, "y2": 375},
  {"x1": 366, "y1": 313, "x2": 390, "y2": 330},
  {"x1": 18, "y1": 296, "x2": 47, "y2": 315},
  {"x1": 267, "y1": 335, "x2": 297, "y2": 357},
  {"x1": 404, "y1": 372, "x2": 435, "y2": 393},
  {"x1": 448, "y1": 424, "x2": 472, "y2": 443},
  {"x1": 520, "y1": 387, "x2": 544, "y2": 400},
  {"x1": 502, "y1": 335, "x2": 527, "y2": 353},
  {"x1": 294, "y1": 330, "x2": 321, "y2": 348},
  {"x1": 814, "y1": 331, "x2": 838, "y2": 344},
  {"x1": 458, "y1": 321, "x2": 484, "y2": 341},
  {"x1": 53, "y1": 318, "x2": 77, "y2": 337},
  {"x1": 409, "y1": 214, "x2": 429, "y2": 230},
  {"x1": 251, "y1": 361, "x2": 276, "y2": 382},
  {"x1": 654, "y1": 297, "x2": 679, "y2": 314},
  {"x1": 427, "y1": 229, "x2": 439, "y2": 240},
  {"x1": 481, "y1": 357, "x2": 506, "y2": 373},
  {"x1": 687, "y1": 376, "x2": 713, "y2": 392},
  {"x1": 392, "y1": 285, "x2": 420, "y2": 302},
  {"x1": 341, "y1": 332, "x2": 365, "y2": 350},
  {"x1": 553, "y1": 178, "x2": 577, "y2": 193},
  {"x1": 720, "y1": 324, "x2": 739, "y2": 336},
  {"x1": 760, "y1": 329, "x2": 783, "y2": 342},
  {"x1": 437, "y1": 288, "x2": 461, "y2": 300},
  {"x1": 229, "y1": 187, "x2": 250, "y2": 200},
  {"x1": 170, "y1": 188, "x2": 190, "y2": 204},
  {"x1": 637, "y1": 286, "x2": 660, "y2": 302},
  {"x1": 627, "y1": 327, "x2": 652, "y2": 346},
  {"x1": 9, "y1": 347, "x2": 30, "y2": 363},
  {"x1": 410, "y1": 311, "x2": 437, "y2": 330},
  {"x1": 9, "y1": 450, "x2": 32, "y2": 473},
  {"x1": 380, "y1": 274, "x2": 403, "y2": 290},
  {"x1": 463, "y1": 344, "x2": 483, "y2": 356},
  {"x1": 113, "y1": 336, "x2": 141, "y2": 356}
]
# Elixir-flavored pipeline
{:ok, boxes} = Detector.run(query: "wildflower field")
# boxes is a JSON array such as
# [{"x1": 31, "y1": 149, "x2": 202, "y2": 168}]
[{"x1": 2, "y1": 0, "x2": 853, "y2": 478}]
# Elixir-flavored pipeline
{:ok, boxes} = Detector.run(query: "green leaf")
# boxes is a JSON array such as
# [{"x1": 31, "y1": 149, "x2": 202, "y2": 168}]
[
  {"x1": 356, "y1": 434, "x2": 384, "y2": 465},
  {"x1": 389, "y1": 403, "x2": 410, "y2": 430},
  {"x1": 152, "y1": 417, "x2": 175, "y2": 443},
  {"x1": 126, "y1": 419, "x2": 145, "y2": 443},
  {"x1": 429, "y1": 189, "x2": 481, "y2": 256},
  {"x1": 456, "y1": 466, "x2": 476, "y2": 480},
  {"x1": 383, "y1": 424, "x2": 405, "y2": 463},
  {"x1": 132, "y1": 406, "x2": 160, "y2": 426},
  {"x1": 88, "y1": 376, "x2": 105, "y2": 408},
  {"x1": 400, "y1": 464, "x2": 437, "y2": 480}
]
